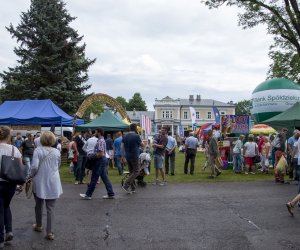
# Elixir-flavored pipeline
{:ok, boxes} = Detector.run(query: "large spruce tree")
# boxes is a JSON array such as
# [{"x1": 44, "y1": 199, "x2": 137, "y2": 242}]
[{"x1": 0, "y1": 0, "x2": 95, "y2": 114}]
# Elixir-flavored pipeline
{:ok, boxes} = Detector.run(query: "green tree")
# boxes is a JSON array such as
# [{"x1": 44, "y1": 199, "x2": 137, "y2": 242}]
[
  {"x1": 115, "y1": 96, "x2": 128, "y2": 110},
  {"x1": 0, "y1": 0, "x2": 95, "y2": 114},
  {"x1": 127, "y1": 93, "x2": 147, "y2": 111},
  {"x1": 268, "y1": 49, "x2": 300, "y2": 83},
  {"x1": 83, "y1": 101, "x2": 104, "y2": 122},
  {"x1": 234, "y1": 100, "x2": 252, "y2": 115},
  {"x1": 203, "y1": 1, "x2": 300, "y2": 83}
]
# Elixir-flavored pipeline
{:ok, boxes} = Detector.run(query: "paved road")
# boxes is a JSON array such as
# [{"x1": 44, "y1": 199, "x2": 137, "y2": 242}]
[{"x1": 5, "y1": 181, "x2": 300, "y2": 250}]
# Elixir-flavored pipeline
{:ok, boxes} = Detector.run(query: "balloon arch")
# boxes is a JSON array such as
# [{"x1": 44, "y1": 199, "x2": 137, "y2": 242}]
[{"x1": 75, "y1": 93, "x2": 131, "y2": 122}]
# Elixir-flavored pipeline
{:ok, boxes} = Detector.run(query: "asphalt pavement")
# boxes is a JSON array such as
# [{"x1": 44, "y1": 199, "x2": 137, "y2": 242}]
[{"x1": 5, "y1": 180, "x2": 300, "y2": 250}]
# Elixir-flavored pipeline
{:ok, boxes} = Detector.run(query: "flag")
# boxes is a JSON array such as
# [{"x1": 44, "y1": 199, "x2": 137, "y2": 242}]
[
  {"x1": 189, "y1": 107, "x2": 197, "y2": 130},
  {"x1": 140, "y1": 115, "x2": 152, "y2": 135},
  {"x1": 212, "y1": 106, "x2": 220, "y2": 123}
]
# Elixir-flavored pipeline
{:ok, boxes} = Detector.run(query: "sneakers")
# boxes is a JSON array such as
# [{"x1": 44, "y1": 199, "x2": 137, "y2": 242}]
[
  {"x1": 216, "y1": 172, "x2": 222, "y2": 177},
  {"x1": 245, "y1": 172, "x2": 249, "y2": 175},
  {"x1": 74, "y1": 181, "x2": 79, "y2": 185},
  {"x1": 5, "y1": 232, "x2": 13, "y2": 242},
  {"x1": 79, "y1": 194, "x2": 92, "y2": 200},
  {"x1": 208, "y1": 175, "x2": 215, "y2": 179},
  {"x1": 250, "y1": 172, "x2": 255, "y2": 175},
  {"x1": 159, "y1": 182, "x2": 166, "y2": 186},
  {"x1": 102, "y1": 195, "x2": 115, "y2": 199},
  {"x1": 122, "y1": 185, "x2": 131, "y2": 194}
]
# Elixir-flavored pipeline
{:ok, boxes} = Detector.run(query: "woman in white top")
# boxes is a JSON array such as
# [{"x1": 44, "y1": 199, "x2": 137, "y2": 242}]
[
  {"x1": 0, "y1": 126, "x2": 22, "y2": 248},
  {"x1": 29, "y1": 131, "x2": 63, "y2": 240},
  {"x1": 243, "y1": 134, "x2": 258, "y2": 174}
]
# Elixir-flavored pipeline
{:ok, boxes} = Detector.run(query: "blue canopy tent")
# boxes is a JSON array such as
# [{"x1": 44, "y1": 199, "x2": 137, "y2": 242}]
[{"x1": 0, "y1": 99, "x2": 83, "y2": 126}]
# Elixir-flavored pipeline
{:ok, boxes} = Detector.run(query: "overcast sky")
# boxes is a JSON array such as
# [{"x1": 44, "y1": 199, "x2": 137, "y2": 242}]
[{"x1": 0, "y1": 0, "x2": 273, "y2": 111}]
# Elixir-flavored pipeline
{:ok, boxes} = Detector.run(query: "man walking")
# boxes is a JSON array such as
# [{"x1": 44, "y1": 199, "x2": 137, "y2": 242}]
[
  {"x1": 165, "y1": 131, "x2": 176, "y2": 176},
  {"x1": 184, "y1": 132, "x2": 199, "y2": 175},
  {"x1": 80, "y1": 128, "x2": 115, "y2": 199},
  {"x1": 207, "y1": 129, "x2": 222, "y2": 178},
  {"x1": 152, "y1": 127, "x2": 168, "y2": 185},
  {"x1": 121, "y1": 123, "x2": 142, "y2": 193}
]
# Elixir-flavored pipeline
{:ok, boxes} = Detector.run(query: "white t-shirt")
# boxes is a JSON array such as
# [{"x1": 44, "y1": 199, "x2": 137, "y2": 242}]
[
  {"x1": 82, "y1": 136, "x2": 98, "y2": 155},
  {"x1": 34, "y1": 137, "x2": 42, "y2": 148},
  {"x1": 244, "y1": 142, "x2": 257, "y2": 157}
]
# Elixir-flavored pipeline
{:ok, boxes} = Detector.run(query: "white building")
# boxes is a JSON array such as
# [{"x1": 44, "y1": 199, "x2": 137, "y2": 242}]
[{"x1": 153, "y1": 95, "x2": 235, "y2": 136}]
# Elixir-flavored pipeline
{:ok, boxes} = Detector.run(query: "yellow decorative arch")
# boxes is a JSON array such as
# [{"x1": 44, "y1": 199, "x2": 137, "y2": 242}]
[{"x1": 76, "y1": 93, "x2": 131, "y2": 122}]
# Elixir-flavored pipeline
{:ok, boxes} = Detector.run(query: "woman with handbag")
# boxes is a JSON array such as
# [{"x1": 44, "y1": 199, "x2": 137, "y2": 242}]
[
  {"x1": 29, "y1": 131, "x2": 62, "y2": 240},
  {"x1": 0, "y1": 126, "x2": 22, "y2": 248}
]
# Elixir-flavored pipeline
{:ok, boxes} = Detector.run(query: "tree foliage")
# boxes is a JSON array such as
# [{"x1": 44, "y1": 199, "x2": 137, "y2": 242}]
[
  {"x1": 0, "y1": 0, "x2": 95, "y2": 114},
  {"x1": 115, "y1": 96, "x2": 128, "y2": 110},
  {"x1": 203, "y1": 0, "x2": 300, "y2": 83},
  {"x1": 83, "y1": 100, "x2": 104, "y2": 122},
  {"x1": 234, "y1": 99, "x2": 252, "y2": 115},
  {"x1": 127, "y1": 93, "x2": 147, "y2": 111}
]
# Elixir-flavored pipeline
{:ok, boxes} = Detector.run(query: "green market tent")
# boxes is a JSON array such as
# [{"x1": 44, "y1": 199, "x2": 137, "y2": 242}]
[
  {"x1": 263, "y1": 102, "x2": 300, "y2": 136},
  {"x1": 76, "y1": 110, "x2": 129, "y2": 131}
]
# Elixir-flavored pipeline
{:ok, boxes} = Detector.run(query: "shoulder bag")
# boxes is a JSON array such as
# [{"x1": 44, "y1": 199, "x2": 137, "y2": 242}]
[{"x1": 0, "y1": 145, "x2": 26, "y2": 185}]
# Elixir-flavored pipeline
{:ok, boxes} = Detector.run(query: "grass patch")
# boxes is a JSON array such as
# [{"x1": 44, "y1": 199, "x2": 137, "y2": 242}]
[{"x1": 60, "y1": 149, "x2": 274, "y2": 184}]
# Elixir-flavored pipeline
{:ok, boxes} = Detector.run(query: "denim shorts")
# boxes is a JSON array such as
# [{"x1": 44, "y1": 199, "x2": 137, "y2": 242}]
[{"x1": 154, "y1": 154, "x2": 164, "y2": 169}]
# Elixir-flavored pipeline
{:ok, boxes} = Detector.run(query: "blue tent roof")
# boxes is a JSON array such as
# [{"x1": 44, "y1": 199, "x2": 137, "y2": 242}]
[{"x1": 0, "y1": 99, "x2": 83, "y2": 126}]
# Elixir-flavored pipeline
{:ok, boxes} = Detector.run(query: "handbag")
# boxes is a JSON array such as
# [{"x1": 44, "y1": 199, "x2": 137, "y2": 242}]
[
  {"x1": 252, "y1": 155, "x2": 261, "y2": 164},
  {"x1": 25, "y1": 178, "x2": 33, "y2": 199},
  {"x1": 0, "y1": 146, "x2": 26, "y2": 185},
  {"x1": 68, "y1": 150, "x2": 74, "y2": 160}
]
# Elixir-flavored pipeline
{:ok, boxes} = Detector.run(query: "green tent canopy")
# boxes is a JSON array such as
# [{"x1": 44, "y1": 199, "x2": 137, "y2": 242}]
[
  {"x1": 76, "y1": 110, "x2": 129, "y2": 131},
  {"x1": 263, "y1": 102, "x2": 300, "y2": 136}
]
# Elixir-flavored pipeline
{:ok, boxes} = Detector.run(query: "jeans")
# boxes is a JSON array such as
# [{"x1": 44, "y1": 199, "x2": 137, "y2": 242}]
[
  {"x1": 114, "y1": 156, "x2": 124, "y2": 175},
  {"x1": 0, "y1": 182, "x2": 16, "y2": 243},
  {"x1": 75, "y1": 154, "x2": 87, "y2": 182},
  {"x1": 271, "y1": 147, "x2": 275, "y2": 167},
  {"x1": 165, "y1": 151, "x2": 175, "y2": 175},
  {"x1": 86, "y1": 157, "x2": 114, "y2": 197},
  {"x1": 23, "y1": 156, "x2": 32, "y2": 175},
  {"x1": 233, "y1": 153, "x2": 242, "y2": 172},
  {"x1": 295, "y1": 160, "x2": 300, "y2": 182},
  {"x1": 184, "y1": 149, "x2": 196, "y2": 174}
]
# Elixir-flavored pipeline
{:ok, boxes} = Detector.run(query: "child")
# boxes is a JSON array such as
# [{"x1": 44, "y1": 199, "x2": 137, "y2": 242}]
[{"x1": 274, "y1": 153, "x2": 288, "y2": 183}]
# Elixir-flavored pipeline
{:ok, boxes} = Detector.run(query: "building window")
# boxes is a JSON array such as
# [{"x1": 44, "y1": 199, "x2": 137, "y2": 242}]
[
  {"x1": 207, "y1": 112, "x2": 212, "y2": 119},
  {"x1": 166, "y1": 111, "x2": 170, "y2": 118},
  {"x1": 162, "y1": 110, "x2": 173, "y2": 119},
  {"x1": 196, "y1": 112, "x2": 200, "y2": 119},
  {"x1": 220, "y1": 111, "x2": 226, "y2": 115},
  {"x1": 184, "y1": 112, "x2": 188, "y2": 119}
]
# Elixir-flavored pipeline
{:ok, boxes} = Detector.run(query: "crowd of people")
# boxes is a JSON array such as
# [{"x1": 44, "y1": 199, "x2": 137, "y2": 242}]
[{"x1": 0, "y1": 124, "x2": 300, "y2": 248}]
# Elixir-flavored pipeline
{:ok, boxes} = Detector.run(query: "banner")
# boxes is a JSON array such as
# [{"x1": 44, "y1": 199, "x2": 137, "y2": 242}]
[
  {"x1": 221, "y1": 115, "x2": 250, "y2": 134},
  {"x1": 212, "y1": 106, "x2": 220, "y2": 123},
  {"x1": 189, "y1": 107, "x2": 197, "y2": 130},
  {"x1": 140, "y1": 115, "x2": 152, "y2": 135}
]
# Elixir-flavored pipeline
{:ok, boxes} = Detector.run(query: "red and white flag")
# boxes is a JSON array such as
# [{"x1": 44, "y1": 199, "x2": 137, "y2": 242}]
[{"x1": 140, "y1": 115, "x2": 152, "y2": 135}]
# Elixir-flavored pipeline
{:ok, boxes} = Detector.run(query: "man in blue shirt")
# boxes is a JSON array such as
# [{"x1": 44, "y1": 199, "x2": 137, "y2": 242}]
[
  {"x1": 113, "y1": 131, "x2": 124, "y2": 175},
  {"x1": 121, "y1": 123, "x2": 142, "y2": 193},
  {"x1": 184, "y1": 132, "x2": 199, "y2": 175}
]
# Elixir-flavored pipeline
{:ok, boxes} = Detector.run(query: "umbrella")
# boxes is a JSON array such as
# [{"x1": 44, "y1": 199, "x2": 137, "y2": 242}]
[{"x1": 250, "y1": 124, "x2": 276, "y2": 135}]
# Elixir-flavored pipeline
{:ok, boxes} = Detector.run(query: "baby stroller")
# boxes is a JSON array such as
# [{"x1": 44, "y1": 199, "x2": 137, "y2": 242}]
[{"x1": 121, "y1": 147, "x2": 151, "y2": 187}]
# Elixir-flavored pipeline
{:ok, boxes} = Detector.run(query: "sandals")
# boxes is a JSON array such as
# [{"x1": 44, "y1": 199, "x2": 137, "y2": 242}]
[
  {"x1": 45, "y1": 233, "x2": 55, "y2": 240},
  {"x1": 32, "y1": 224, "x2": 43, "y2": 232},
  {"x1": 286, "y1": 202, "x2": 294, "y2": 217}
]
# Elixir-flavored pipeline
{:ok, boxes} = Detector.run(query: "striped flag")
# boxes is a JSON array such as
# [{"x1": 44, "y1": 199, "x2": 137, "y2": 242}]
[{"x1": 140, "y1": 115, "x2": 152, "y2": 135}]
